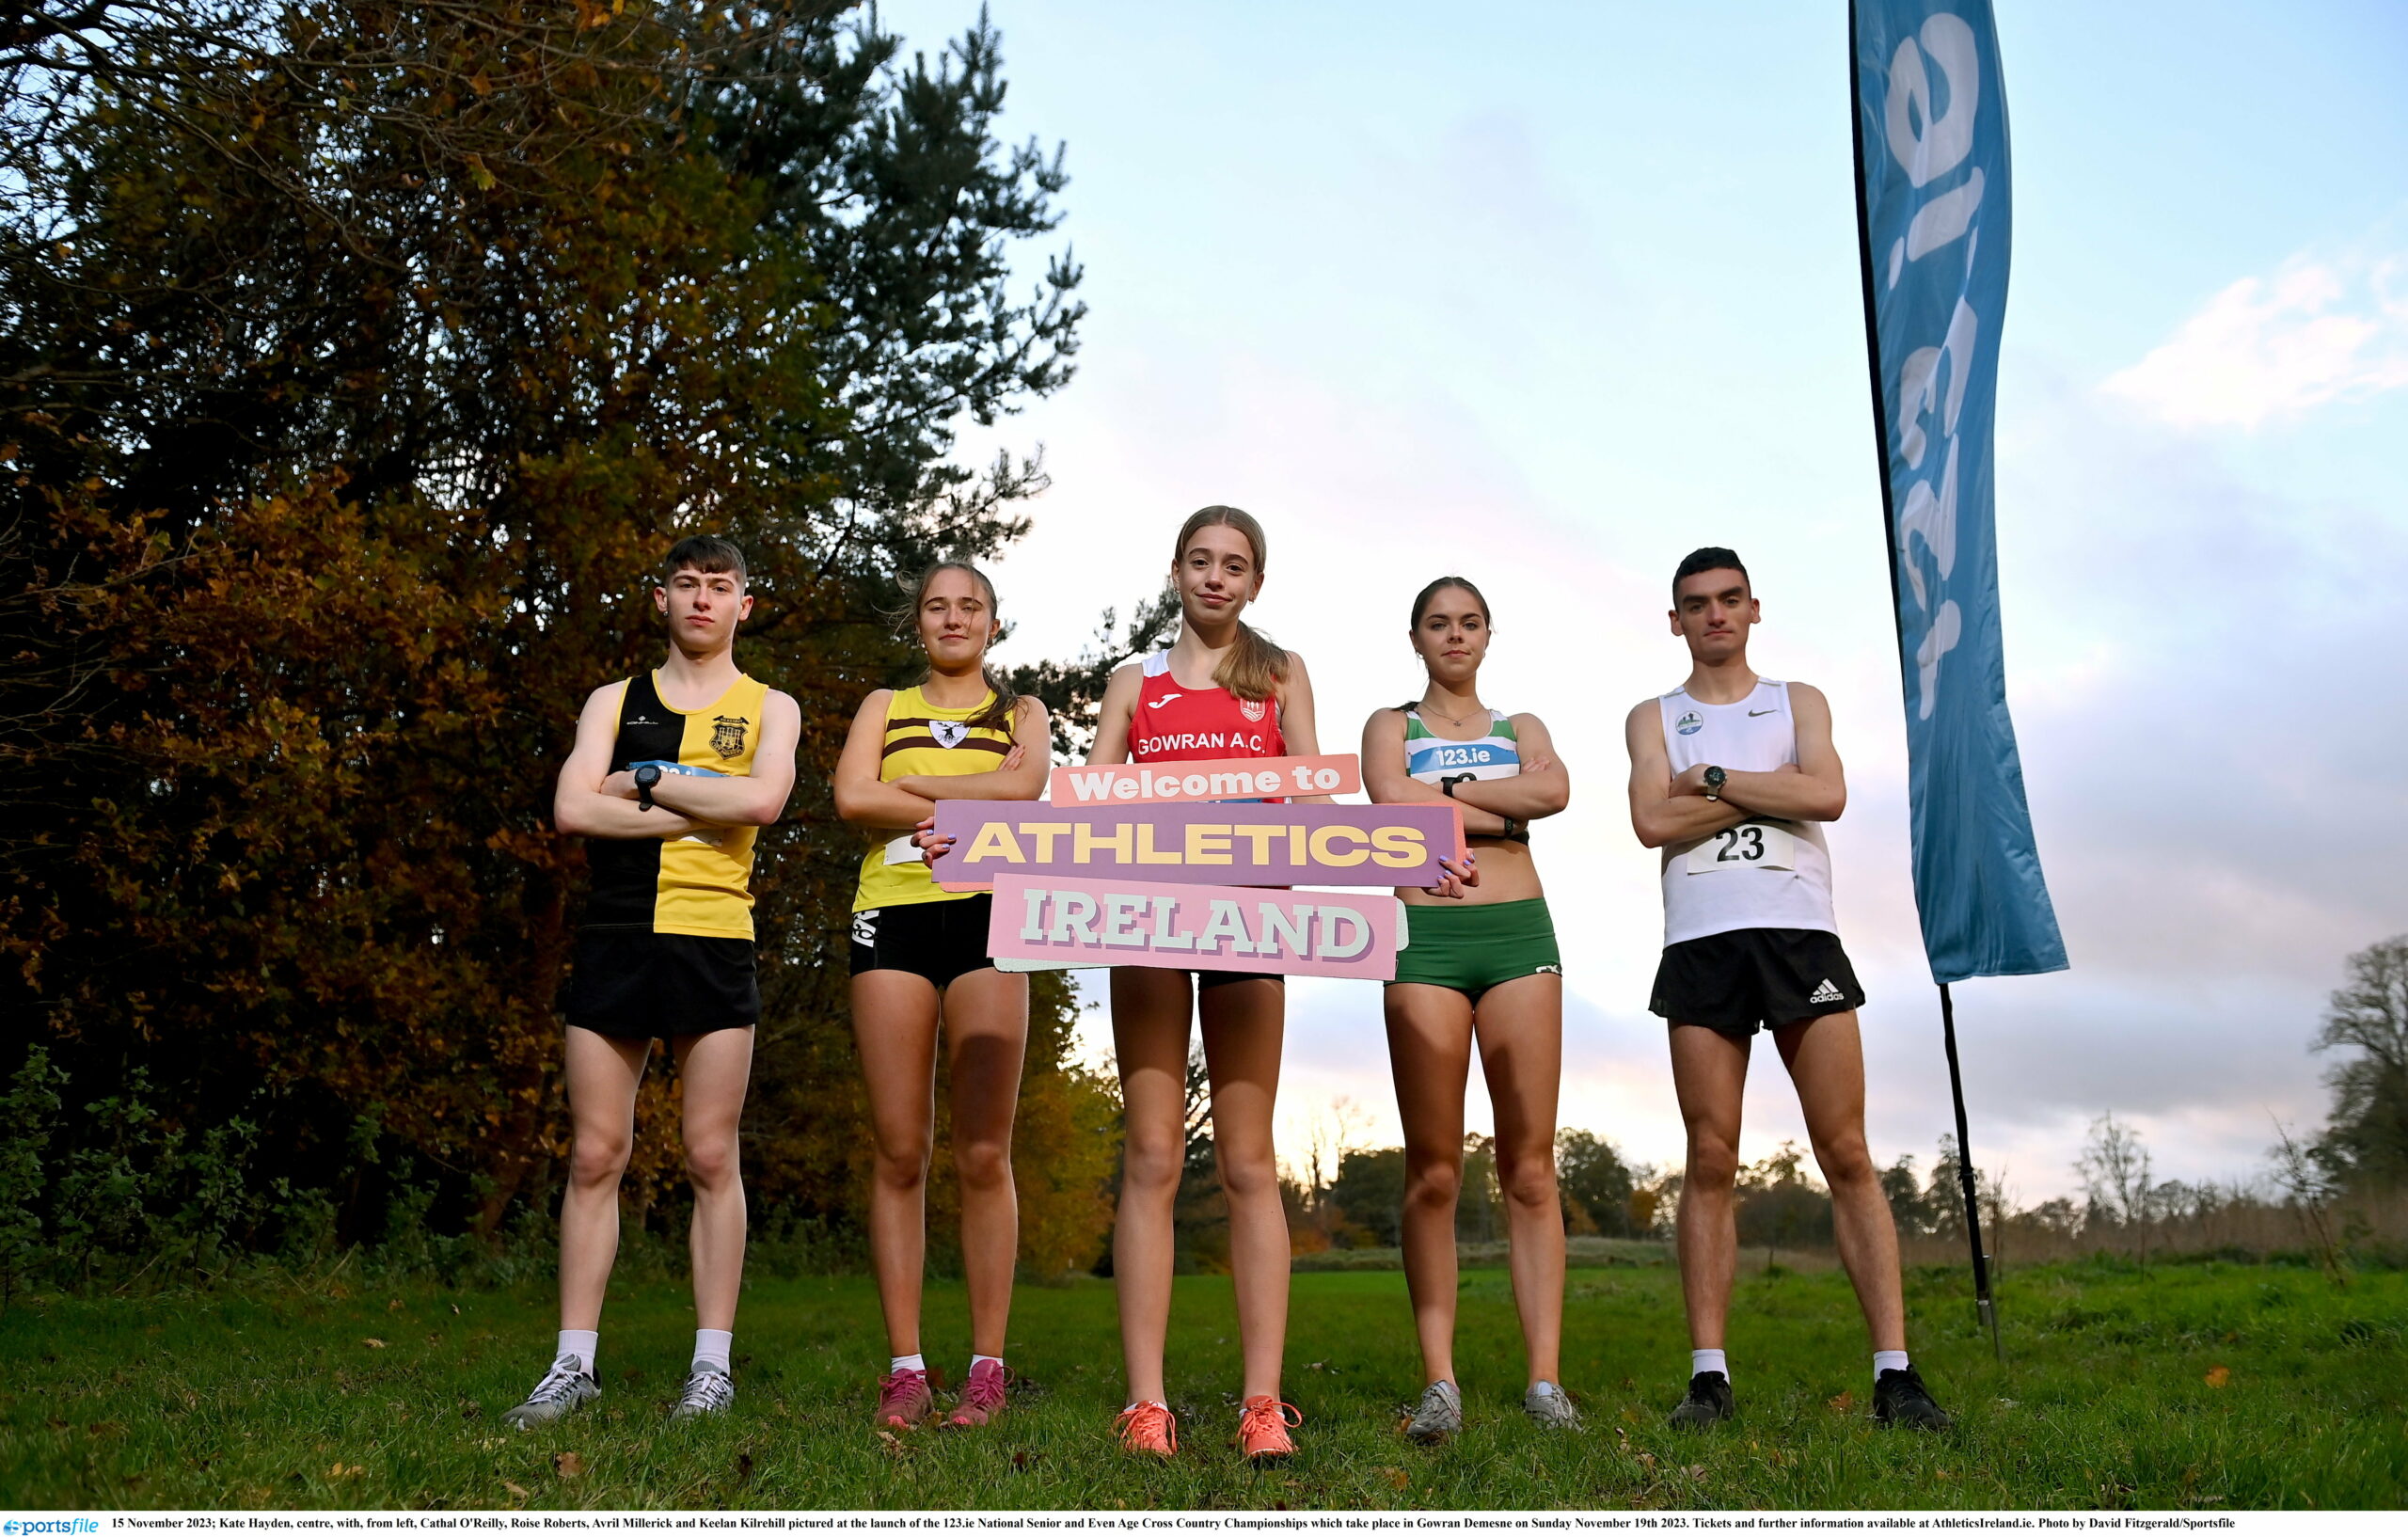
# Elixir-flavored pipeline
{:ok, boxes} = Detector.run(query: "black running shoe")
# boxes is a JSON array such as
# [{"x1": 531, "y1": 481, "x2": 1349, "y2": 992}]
[
  {"x1": 1668, "y1": 1371, "x2": 1735, "y2": 1429},
  {"x1": 1873, "y1": 1367, "x2": 1952, "y2": 1430}
]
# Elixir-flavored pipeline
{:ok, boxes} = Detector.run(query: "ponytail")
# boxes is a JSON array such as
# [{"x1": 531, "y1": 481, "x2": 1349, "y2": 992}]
[
  {"x1": 895, "y1": 560, "x2": 1021, "y2": 734},
  {"x1": 1172, "y1": 505, "x2": 1290, "y2": 703}
]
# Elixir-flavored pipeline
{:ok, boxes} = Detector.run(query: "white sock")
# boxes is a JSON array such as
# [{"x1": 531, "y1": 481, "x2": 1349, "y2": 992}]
[
  {"x1": 890, "y1": 1353, "x2": 927, "y2": 1374},
  {"x1": 1691, "y1": 1348, "x2": 1729, "y2": 1382},
  {"x1": 1123, "y1": 1399, "x2": 1166, "y2": 1411},
  {"x1": 693, "y1": 1329, "x2": 733, "y2": 1375},
  {"x1": 971, "y1": 1354, "x2": 1004, "y2": 1371},
  {"x1": 1874, "y1": 1350, "x2": 1910, "y2": 1380},
  {"x1": 558, "y1": 1329, "x2": 598, "y2": 1375}
]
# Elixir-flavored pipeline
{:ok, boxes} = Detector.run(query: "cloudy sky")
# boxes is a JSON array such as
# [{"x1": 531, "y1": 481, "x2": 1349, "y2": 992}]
[{"x1": 876, "y1": 0, "x2": 2408, "y2": 1201}]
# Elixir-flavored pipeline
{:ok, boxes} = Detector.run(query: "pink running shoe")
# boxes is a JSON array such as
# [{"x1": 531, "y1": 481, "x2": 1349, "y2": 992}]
[
  {"x1": 943, "y1": 1358, "x2": 1008, "y2": 1430},
  {"x1": 1114, "y1": 1400, "x2": 1179, "y2": 1457},
  {"x1": 874, "y1": 1367, "x2": 933, "y2": 1429},
  {"x1": 1238, "y1": 1394, "x2": 1302, "y2": 1463}
]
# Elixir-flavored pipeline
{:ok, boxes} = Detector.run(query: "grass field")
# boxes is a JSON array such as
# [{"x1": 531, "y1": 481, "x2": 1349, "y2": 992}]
[{"x1": 3, "y1": 1256, "x2": 2403, "y2": 1511}]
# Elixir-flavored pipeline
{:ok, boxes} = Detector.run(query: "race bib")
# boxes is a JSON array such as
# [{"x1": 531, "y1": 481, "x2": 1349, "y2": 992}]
[
  {"x1": 883, "y1": 834, "x2": 924, "y2": 866},
  {"x1": 1686, "y1": 819, "x2": 1798, "y2": 874}
]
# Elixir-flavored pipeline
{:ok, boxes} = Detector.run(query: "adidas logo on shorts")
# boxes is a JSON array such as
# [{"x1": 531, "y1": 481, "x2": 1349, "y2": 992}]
[{"x1": 1808, "y1": 978, "x2": 1846, "y2": 1006}]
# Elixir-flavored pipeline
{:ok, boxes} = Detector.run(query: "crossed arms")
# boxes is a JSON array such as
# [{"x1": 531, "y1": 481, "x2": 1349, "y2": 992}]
[
  {"x1": 554, "y1": 683, "x2": 803, "y2": 839},
  {"x1": 1624, "y1": 683, "x2": 1846, "y2": 850},
  {"x1": 1360, "y1": 708, "x2": 1571, "y2": 835},
  {"x1": 832, "y1": 690, "x2": 1053, "y2": 833}
]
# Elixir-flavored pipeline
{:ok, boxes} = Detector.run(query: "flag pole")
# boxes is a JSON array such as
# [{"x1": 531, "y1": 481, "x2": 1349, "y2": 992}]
[
  {"x1": 1940, "y1": 983, "x2": 2004, "y2": 1362},
  {"x1": 1849, "y1": 3, "x2": 2004, "y2": 1365}
]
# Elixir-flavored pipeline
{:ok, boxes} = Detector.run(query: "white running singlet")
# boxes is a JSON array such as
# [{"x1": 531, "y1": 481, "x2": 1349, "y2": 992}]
[{"x1": 1656, "y1": 679, "x2": 1838, "y2": 946}]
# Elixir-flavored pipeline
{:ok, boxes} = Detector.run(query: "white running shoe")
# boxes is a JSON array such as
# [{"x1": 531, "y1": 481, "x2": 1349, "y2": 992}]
[
  {"x1": 503, "y1": 1353, "x2": 601, "y2": 1429},
  {"x1": 1405, "y1": 1379, "x2": 1464, "y2": 1443},
  {"x1": 672, "y1": 1363, "x2": 735, "y2": 1421},
  {"x1": 1524, "y1": 1379, "x2": 1582, "y2": 1430}
]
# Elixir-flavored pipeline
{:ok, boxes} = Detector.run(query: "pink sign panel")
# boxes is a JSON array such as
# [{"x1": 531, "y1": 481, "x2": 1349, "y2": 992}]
[
  {"x1": 986, "y1": 874, "x2": 1403, "y2": 980},
  {"x1": 1047, "y1": 753, "x2": 1362, "y2": 806},
  {"x1": 930, "y1": 800, "x2": 1463, "y2": 889}
]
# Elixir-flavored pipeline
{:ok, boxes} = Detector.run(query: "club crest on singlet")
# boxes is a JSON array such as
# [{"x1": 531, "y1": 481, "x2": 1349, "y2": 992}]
[
  {"x1": 1675, "y1": 710, "x2": 1703, "y2": 737},
  {"x1": 931, "y1": 720, "x2": 969, "y2": 749},
  {"x1": 711, "y1": 715, "x2": 750, "y2": 757},
  {"x1": 1132, "y1": 651, "x2": 1285, "y2": 766}
]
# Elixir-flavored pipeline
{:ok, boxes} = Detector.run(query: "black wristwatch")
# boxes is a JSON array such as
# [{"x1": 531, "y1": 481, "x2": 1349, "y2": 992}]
[
  {"x1": 1702, "y1": 765, "x2": 1726, "y2": 802},
  {"x1": 633, "y1": 762, "x2": 664, "y2": 812}
]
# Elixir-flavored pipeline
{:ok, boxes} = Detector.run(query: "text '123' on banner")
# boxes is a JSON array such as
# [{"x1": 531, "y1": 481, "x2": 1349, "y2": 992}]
[
  {"x1": 1047, "y1": 753, "x2": 1361, "y2": 805},
  {"x1": 929, "y1": 801, "x2": 1464, "y2": 890},
  {"x1": 986, "y1": 874, "x2": 1406, "y2": 980}
]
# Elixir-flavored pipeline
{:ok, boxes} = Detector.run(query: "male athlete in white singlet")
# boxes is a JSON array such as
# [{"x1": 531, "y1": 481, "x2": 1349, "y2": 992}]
[{"x1": 1623, "y1": 547, "x2": 1950, "y2": 1433}]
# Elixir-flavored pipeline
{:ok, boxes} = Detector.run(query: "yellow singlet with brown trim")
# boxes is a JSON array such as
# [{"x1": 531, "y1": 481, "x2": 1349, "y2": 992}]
[
  {"x1": 852, "y1": 685, "x2": 1012, "y2": 912},
  {"x1": 584, "y1": 670, "x2": 768, "y2": 940}
]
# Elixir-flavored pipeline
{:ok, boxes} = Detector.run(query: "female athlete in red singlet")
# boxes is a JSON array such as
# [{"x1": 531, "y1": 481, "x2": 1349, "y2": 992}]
[{"x1": 1086, "y1": 506, "x2": 1321, "y2": 1463}]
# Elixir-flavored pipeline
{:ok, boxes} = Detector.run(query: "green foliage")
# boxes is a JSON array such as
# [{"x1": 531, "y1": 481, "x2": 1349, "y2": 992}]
[
  {"x1": 1326, "y1": 1147, "x2": 1406, "y2": 1248},
  {"x1": 0, "y1": 1046, "x2": 61, "y2": 1307},
  {"x1": 1736, "y1": 1140, "x2": 1832, "y2": 1252},
  {"x1": 3, "y1": 1260, "x2": 2402, "y2": 1509},
  {"x1": 2314, "y1": 933, "x2": 2408, "y2": 1188},
  {"x1": 1557, "y1": 1127, "x2": 1639, "y2": 1238}
]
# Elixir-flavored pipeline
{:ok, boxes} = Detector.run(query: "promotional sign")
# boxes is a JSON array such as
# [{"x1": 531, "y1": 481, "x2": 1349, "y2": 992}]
[
  {"x1": 986, "y1": 874, "x2": 1404, "y2": 981},
  {"x1": 929, "y1": 800, "x2": 1462, "y2": 890},
  {"x1": 1048, "y1": 753, "x2": 1360, "y2": 806},
  {"x1": 1850, "y1": 0, "x2": 2067, "y2": 983}
]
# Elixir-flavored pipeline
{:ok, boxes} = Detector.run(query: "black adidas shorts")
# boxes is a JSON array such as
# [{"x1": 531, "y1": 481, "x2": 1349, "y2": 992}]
[
  {"x1": 561, "y1": 927, "x2": 759, "y2": 1040},
  {"x1": 850, "y1": 895, "x2": 998, "y2": 990},
  {"x1": 1649, "y1": 927, "x2": 1864, "y2": 1036}
]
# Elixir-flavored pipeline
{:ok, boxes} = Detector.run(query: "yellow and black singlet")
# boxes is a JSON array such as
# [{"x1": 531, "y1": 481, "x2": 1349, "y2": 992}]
[
  {"x1": 852, "y1": 685, "x2": 1014, "y2": 912},
  {"x1": 585, "y1": 670, "x2": 769, "y2": 940}
]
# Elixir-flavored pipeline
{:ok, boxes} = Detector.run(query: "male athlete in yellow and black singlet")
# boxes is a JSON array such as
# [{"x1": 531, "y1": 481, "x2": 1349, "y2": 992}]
[{"x1": 507, "y1": 535, "x2": 800, "y2": 1432}]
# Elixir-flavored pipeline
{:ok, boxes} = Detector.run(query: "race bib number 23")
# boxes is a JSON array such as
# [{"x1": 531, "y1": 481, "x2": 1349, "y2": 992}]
[{"x1": 1686, "y1": 819, "x2": 1798, "y2": 874}]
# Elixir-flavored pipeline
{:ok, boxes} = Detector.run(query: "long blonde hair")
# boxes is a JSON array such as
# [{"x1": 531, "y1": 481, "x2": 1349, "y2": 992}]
[
  {"x1": 1172, "y1": 505, "x2": 1289, "y2": 702},
  {"x1": 897, "y1": 560, "x2": 1019, "y2": 733}
]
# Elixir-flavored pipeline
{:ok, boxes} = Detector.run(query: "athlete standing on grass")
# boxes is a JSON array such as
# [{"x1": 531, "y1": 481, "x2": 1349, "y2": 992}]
[
  {"x1": 1624, "y1": 547, "x2": 1949, "y2": 1433},
  {"x1": 1085, "y1": 506, "x2": 1319, "y2": 1464},
  {"x1": 833, "y1": 563, "x2": 1052, "y2": 1434},
  {"x1": 1362, "y1": 578, "x2": 1577, "y2": 1442},
  {"x1": 507, "y1": 535, "x2": 800, "y2": 1428}
]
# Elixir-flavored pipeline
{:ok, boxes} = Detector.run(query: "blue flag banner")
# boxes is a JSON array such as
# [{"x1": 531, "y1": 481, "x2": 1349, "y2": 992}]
[{"x1": 1850, "y1": 0, "x2": 2067, "y2": 984}]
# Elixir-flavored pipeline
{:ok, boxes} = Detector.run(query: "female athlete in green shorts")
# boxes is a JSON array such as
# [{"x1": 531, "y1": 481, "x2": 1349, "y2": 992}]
[{"x1": 1361, "y1": 577, "x2": 1577, "y2": 1440}]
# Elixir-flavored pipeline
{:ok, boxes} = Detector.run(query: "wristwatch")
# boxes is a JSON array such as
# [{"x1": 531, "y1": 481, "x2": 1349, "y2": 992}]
[
  {"x1": 1702, "y1": 765, "x2": 1726, "y2": 802},
  {"x1": 633, "y1": 762, "x2": 664, "y2": 812}
]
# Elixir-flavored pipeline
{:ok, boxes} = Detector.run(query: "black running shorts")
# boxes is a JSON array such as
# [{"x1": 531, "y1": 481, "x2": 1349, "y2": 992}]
[
  {"x1": 561, "y1": 927, "x2": 759, "y2": 1039},
  {"x1": 1649, "y1": 927, "x2": 1864, "y2": 1036},
  {"x1": 850, "y1": 895, "x2": 998, "y2": 990}
]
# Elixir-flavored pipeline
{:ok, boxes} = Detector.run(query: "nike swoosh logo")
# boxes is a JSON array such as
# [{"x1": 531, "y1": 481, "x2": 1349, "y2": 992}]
[
  {"x1": 1748, "y1": 708, "x2": 1777, "y2": 716},
  {"x1": 1149, "y1": 694, "x2": 1184, "y2": 708}
]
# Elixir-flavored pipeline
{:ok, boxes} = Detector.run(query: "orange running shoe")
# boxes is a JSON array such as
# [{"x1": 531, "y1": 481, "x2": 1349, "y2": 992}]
[
  {"x1": 1114, "y1": 1400, "x2": 1179, "y2": 1457},
  {"x1": 1237, "y1": 1395, "x2": 1302, "y2": 1462}
]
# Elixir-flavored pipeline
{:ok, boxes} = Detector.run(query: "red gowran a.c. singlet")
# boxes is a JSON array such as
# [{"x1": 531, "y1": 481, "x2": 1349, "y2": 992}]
[{"x1": 1131, "y1": 650, "x2": 1285, "y2": 765}]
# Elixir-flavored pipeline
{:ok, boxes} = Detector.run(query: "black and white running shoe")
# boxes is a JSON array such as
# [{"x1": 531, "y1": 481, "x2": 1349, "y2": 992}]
[
  {"x1": 1873, "y1": 1367, "x2": 1952, "y2": 1430},
  {"x1": 1668, "y1": 1371, "x2": 1735, "y2": 1429},
  {"x1": 503, "y1": 1353, "x2": 601, "y2": 1429},
  {"x1": 671, "y1": 1363, "x2": 735, "y2": 1422}
]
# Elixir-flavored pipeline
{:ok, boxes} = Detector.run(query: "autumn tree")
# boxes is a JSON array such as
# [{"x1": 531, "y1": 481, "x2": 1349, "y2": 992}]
[{"x1": 2, "y1": 1, "x2": 1114, "y2": 1272}]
